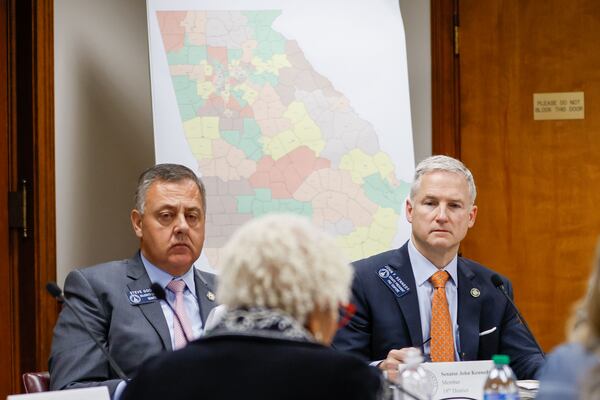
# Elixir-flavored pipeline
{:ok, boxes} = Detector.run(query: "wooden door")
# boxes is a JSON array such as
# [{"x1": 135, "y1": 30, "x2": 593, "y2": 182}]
[
  {"x1": 0, "y1": 0, "x2": 56, "y2": 395},
  {"x1": 433, "y1": 0, "x2": 600, "y2": 350}
]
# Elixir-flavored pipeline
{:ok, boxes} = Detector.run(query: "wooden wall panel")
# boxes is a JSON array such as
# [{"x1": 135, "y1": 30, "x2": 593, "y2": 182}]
[
  {"x1": 457, "y1": 0, "x2": 600, "y2": 350},
  {"x1": 0, "y1": 0, "x2": 19, "y2": 393}
]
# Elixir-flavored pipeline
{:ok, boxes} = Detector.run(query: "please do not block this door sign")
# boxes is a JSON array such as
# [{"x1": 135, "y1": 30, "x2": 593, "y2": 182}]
[{"x1": 533, "y1": 91, "x2": 584, "y2": 120}]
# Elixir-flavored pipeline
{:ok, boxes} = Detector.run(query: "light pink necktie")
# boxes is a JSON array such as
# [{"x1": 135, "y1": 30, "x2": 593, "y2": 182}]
[{"x1": 166, "y1": 280, "x2": 193, "y2": 349}]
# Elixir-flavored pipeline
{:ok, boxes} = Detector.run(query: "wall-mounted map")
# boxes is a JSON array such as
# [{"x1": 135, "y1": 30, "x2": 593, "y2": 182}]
[{"x1": 147, "y1": 0, "x2": 414, "y2": 269}]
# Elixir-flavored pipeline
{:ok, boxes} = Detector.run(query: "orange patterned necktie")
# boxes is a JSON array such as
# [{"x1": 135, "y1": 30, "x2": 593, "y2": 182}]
[{"x1": 430, "y1": 270, "x2": 455, "y2": 362}]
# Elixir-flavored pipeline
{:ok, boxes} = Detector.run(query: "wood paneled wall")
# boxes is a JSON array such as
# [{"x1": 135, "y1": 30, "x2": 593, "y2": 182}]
[{"x1": 432, "y1": 0, "x2": 600, "y2": 351}]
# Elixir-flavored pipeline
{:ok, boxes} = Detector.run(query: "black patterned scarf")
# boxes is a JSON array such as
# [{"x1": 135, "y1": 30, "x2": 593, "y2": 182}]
[{"x1": 205, "y1": 307, "x2": 316, "y2": 343}]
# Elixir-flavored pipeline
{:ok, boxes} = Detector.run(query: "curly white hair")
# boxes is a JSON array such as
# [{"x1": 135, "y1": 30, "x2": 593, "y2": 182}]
[{"x1": 216, "y1": 213, "x2": 353, "y2": 325}]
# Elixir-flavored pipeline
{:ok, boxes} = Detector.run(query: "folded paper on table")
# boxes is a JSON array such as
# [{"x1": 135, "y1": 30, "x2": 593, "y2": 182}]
[{"x1": 7, "y1": 387, "x2": 109, "y2": 400}]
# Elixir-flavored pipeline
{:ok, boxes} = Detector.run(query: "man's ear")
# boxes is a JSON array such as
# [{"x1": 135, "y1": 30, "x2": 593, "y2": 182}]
[
  {"x1": 405, "y1": 198, "x2": 414, "y2": 223},
  {"x1": 468, "y1": 204, "x2": 478, "y2": 228},
  {"x1": 131, "y1": 209, "x2": 143, "y2": 238}
]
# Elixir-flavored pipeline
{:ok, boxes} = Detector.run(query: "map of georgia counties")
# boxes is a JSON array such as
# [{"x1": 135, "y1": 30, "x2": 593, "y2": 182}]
[{"x1": 157, "y1": 10, "x2": 410, "y2": 265}]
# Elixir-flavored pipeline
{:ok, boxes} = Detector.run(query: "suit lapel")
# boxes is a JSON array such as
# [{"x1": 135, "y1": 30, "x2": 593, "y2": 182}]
[
  {"x1": 126, "y1": 254, "x2": 172, "y2": 351},
  {"x1": 388, "y1": 244, "x2": 423, "y2": 347},
  {"x1": 194, "y1": 269, "x2": 216, "y2": 323},
  {"x1": 457, "y1": 259, "x2": 481, "y2": 361}
]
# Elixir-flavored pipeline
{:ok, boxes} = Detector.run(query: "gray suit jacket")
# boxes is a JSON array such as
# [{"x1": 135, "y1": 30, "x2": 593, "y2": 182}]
[{"x1": 48, "y1": 253, "x2": 217, "y2": 397}]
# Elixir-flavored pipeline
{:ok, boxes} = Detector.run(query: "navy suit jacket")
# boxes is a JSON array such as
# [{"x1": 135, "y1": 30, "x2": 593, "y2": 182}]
[
  {"x1": 49, "y1": 253, "x2": 217, "y2": 397},
  {"x1": 332, "y1": 242, "x2": 544, "y2": 379}
]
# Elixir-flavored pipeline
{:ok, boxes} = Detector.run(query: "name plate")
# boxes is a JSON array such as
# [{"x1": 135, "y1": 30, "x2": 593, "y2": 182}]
[
  {"x1": 420, "y1": 360, "x2": 493, "y2": 400},
  {"x1": 7, "y1": 387, "x2": 109, "y2": 400}
]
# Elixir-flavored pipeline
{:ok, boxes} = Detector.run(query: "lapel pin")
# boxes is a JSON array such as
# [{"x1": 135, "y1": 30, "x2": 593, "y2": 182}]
[
  {"x1": 206, "y1": 291, "x2": 216, "y2": 302},
  {"x1": 470, "y1": 288, "x2": 481, "y2": 298}
]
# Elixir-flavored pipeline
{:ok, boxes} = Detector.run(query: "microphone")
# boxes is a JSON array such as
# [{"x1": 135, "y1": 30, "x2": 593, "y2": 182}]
[
  {"x1": 46, "y1": 282, "x2": 129, "y2": 381},
  {"x1": 490, "y1": 274, "x2": 545, "y2": 358},
  {"x1": 150, "y1": 283, "x2": 190, "y2": 345}
]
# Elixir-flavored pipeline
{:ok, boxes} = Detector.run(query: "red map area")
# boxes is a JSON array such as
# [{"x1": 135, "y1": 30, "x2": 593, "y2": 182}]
[
  {"x1": 207, "y1": 46, "x2": 228, "y2": 66},
  {"x1": 156, "y1": 12, "x2": 187, "y2": 52},
  {"x1": 249, "y1": 146, "x2": 330, "y2": 198}
]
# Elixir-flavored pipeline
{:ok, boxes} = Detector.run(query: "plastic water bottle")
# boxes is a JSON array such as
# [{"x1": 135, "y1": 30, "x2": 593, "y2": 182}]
[
  {"x1": 394, "y1": 348, "x2": 432, "y2": 400},
  {"x1": 483, "y1": 354, "x2": 519, "y2": 399}
]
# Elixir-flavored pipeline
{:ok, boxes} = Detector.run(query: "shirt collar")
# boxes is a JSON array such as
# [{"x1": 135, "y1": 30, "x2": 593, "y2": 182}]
[
  {"x1": 407, "y1": 239, "x2": 458, "y2": 287},
  {"x1": 140, "y1": 253, "x2": 197, "y2": 297}
]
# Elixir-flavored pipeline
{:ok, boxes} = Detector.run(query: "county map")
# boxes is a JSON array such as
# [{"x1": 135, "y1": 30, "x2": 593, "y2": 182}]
[{"x1": 156, "y1": 10, "x2": 410, "y2": 265}]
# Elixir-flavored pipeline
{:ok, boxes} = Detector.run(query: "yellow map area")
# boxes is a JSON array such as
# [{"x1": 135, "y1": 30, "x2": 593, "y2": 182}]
[
  {"x1": 340, "y1": 149, "x2": 395, "y2": 184},
  {"x1": 263, "y1": 102, "x2": 325, "y2": 160},
  {"x1": 251, "y1": 54, "x2": 291, "y2": 75},
  {"x1": 337, "y1": 207, "x2": 399, "y2": 261},
  {"x1": 183, "y1": 116, "x2": 220, "y2": 159}
]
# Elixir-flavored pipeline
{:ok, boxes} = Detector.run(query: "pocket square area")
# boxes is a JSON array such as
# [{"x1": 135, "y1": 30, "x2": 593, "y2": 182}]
[{"x1": 479, "y1": 326, "x2": 497, "y2": 336}]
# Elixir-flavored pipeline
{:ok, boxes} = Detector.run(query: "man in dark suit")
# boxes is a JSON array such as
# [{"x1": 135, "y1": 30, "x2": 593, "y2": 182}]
[
  {"x1": 333, "y1": 155, "x2": 544, "y2": 379},
  {"x1": 49, "y1": 164, "x2": 217, "y2": 398}
]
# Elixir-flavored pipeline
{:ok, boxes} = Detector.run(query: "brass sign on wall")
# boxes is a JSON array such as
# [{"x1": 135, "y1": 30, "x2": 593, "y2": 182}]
[{"x1": 533, "y1": 92, "x2": 584, "y2": 120}]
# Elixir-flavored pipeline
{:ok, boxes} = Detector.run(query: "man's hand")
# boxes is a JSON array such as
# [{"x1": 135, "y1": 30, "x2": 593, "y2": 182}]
[{"x1": 379, "y1": 348, "x2": 416, "y2": 381}]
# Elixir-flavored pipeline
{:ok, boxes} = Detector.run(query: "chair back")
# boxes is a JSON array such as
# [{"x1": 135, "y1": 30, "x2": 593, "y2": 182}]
[{"x1": 22, "y1": 371, "x2": 50, "y2": 393}]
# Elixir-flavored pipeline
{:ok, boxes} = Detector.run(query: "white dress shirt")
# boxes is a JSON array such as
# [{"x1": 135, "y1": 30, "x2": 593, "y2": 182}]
[{"x1": 141, "y1": 253, "x2": 204, "y2": 346}]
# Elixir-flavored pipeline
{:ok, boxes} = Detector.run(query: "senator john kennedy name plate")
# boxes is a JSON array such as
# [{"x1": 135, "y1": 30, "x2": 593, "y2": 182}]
[{"x1": 420, "y1": 360, "x2": 494, "y2": 400}]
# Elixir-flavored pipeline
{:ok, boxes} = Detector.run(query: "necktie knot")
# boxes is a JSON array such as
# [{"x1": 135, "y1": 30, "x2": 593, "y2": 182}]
[
  {"x1": 167, "y1": 279, "x2": 186, "y2": 294},
  {"x1": 430, "y1": 270, "x2": 450, "y2": 289}
]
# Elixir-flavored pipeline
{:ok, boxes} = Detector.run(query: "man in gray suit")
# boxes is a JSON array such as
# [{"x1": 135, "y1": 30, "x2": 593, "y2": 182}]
[{"x1": 49, "y1": 164, "x2": 217, "y2": 399}]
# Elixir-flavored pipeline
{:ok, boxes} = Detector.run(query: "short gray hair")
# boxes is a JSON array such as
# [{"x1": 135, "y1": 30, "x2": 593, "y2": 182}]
[
  {"x1": 216, "y1": 214, "x2": 353, "y2": 325},
  {"x1": 410, "y1": 155, "x2": 477, "y2": 204},
  {"x1": 134, "y1": 164, "x2": 206, "y2": 213}
]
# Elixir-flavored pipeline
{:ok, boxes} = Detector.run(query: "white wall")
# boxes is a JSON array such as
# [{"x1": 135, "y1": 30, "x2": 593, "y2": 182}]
[
  {"x1": 54, "y1": 0, "x2": 431, "y2": 284},
  {"x1": 55, "y1": 0, "x2": 155, "y2": 284},
  {"x1": 399, "y1": 0, "x2": 432, "y2": 164}
]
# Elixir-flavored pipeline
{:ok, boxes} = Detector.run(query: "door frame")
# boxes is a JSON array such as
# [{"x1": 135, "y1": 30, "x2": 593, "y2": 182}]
[
  {"x1": 431, "y1": 0, "x2": 460, "y2": 157},
  {"x1": 28, "y1": 0, "x2": 57, "y2": 378}
]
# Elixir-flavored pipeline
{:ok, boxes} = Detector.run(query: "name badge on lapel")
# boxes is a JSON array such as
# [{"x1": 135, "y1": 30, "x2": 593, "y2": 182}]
[
  {"x1": 128, "y1": 288, "x2": 157, "y2": 305},
  {"x1": 377, "y1": 265, "x2": 410, "y2": 298}
]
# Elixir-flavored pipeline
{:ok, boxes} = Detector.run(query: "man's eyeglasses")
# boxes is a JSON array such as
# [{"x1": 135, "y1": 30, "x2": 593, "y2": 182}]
[{"x1": 338, "y1": 303, "x2": 356, "y2": 328}]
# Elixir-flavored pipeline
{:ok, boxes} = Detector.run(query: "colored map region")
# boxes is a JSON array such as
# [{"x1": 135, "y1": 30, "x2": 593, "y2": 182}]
[{"x1": 157, "y1": 10, "x2": 410, "y2": 265}]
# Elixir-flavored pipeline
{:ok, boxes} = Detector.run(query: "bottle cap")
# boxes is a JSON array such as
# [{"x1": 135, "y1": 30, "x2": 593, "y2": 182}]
[
  {"x1": 491, "y1": 354, "x2": 510, "y2": 365},
  {"x1": 403, "y1": 347, "x2": 424, "y2": 366}
]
